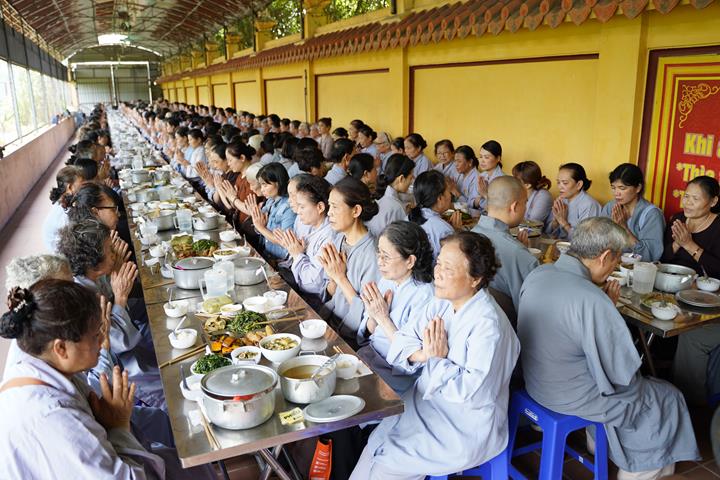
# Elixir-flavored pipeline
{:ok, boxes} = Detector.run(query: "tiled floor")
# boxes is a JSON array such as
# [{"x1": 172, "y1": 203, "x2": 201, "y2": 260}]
[{"x1": 505, "y1": 405, "x2": 718, "y2": 480}]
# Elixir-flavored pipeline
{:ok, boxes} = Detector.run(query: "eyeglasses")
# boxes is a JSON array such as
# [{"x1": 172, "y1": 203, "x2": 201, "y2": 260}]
[
  {"x1": 376, "y1": 249, "x2": 403, "y2": 264},
  {"x1": 96, "y1": 205, "x2": 119, "y2": 214}
]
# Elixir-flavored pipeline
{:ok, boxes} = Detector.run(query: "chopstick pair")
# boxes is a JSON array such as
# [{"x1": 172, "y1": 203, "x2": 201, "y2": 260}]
[
  {"x1": 159, "y1": 344, "x2": 206, "y2": 368},
  {"x1": 259, "y1": 314, "x2": 305, "y2": 325},
  {"x1": 198, "y1": 408, "x2": 220, "y2": 450}
]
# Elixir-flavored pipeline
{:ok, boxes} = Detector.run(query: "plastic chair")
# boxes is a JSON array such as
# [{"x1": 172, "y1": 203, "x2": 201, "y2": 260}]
[
  {"x1": 426, "y1": 449, "x2": 509, "y2": 479},
  {"x1": 506, "y1": 390, "x2": 608, "y2": 480}
]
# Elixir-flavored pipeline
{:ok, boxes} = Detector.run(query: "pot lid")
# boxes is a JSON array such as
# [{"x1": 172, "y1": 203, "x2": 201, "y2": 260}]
[
  {"x1": 233, "y1": 257, "x2": 265, "y2": 269},
  {"x1": 303, "y1": 395, "x2": 365, "y2": 423},
  {"x1": 202, "y1": 365, "x2": 277, "y2": 398},
  {"x1": 174, "y1": 257, "x2": 214, "y2": 270}
]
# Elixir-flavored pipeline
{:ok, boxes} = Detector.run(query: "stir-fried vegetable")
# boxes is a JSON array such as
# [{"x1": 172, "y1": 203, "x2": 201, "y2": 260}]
[
  {"x1": 193, "y1": 354, "x2": 231, "y2": 374},
  {"x1": 192, "y1": 239, "x2": 219, "y2": 257},
  {"x1": 227, "y1": 310, "x2": 266, "y2": 336}
]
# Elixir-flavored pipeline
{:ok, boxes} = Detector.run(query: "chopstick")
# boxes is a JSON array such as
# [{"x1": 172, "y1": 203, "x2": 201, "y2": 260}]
[
  {"x1": 194, "y1": 308, "x2": 306, "y2": 320},
  {"x1": 159, "y1": 344, "x2": 206, "y2": 368},
  {"x1": 333, "y1": 345, "x2": 343, "y2": 355},
  {"x1": 198, "y1": 408, "x2": 220, "y2": 450},
  {"x1": 259, "y1": 315, "x2": 305, "y2": 325}
]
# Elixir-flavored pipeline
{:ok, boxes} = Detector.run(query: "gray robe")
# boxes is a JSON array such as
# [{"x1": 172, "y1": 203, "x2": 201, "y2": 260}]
[
  {"x1": 545, "y1": 190, "x2": 601, "y2": 239},
  {"x1": 322, "y1": 232, "x2": 380, "y2": 340},
  {"x1": 471, "y1": 215, "x2": 539, "y2": 309},
  {"x1": 600, "y1": 197, "x2": 665, "y2": 262},
  {"x1": 518, "y1": 254, "x2": 699, "y2": 472}
]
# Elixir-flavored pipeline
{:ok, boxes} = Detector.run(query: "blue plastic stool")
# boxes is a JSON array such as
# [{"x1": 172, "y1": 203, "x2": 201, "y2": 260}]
[
  {"x1": 506, "y1": 390, "x2": 608, "y2": 480},
  {"x1": 426, "y1": 449, "x2": 509, "y2": 479}
]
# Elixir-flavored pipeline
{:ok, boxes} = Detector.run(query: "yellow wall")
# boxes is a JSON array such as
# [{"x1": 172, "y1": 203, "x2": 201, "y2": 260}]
[
  {"x1": 234, "y1": 81, "x2": 260, "y2": 113},
  {"x1": 176, "y1": 87, "x2": 185, "y2": 103},
  {"x1": 197, "y1": 85, "x2": 210, "y2": 105},
  {"x1": 264, "y1": 76, "x2": 305, "y2": 121},
  {"x1": 212, "y1": 83, "x2": 231, "y2": 108},
  {"x1": 317, "y1": 70, "x2": 395, "y2": 136},
  {"x1": 160, "y1": 3, "x2": 720, "y2": 204},
  {"x1": 412, "y1": 58, "x2": 599, "y2": 199}
]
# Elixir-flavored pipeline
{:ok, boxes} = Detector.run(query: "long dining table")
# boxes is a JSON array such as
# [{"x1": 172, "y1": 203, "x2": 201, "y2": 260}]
[{"x1": 110, "y1": 113, "x2": 404, "y2": 479}]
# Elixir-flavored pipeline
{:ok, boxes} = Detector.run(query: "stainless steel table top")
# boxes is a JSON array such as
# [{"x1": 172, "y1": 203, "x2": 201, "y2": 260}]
[{"x1": 119, "y1": 180, "x2": 404, "y2": 469}]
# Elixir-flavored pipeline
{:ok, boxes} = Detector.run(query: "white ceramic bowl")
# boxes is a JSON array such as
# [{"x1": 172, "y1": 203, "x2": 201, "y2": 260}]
[
  {"x1": 146, "y1": 200, "x2": 161, "y2": 210},
  {"x1": 621, "y1": 253, "x2": 642, "y2": 265},
  {"x1": 243, "y1": 296, "x2": 269, "y2": 313},
  {"x1": 182, "y1": 195, "x2": 197, "y2": 204},
  {"x1": 608, "y1": 271, "x2": 628, "y2": 287},
  {"x1": 528, "y1": 247, "x2": 542, "y2": 260},
  {"x1": 219, "y1": 230, "x2": 238, "y2": 242},
  {"x1": 168, "y1": 328, "x2": 198, "y2": 349},
  {"x1": 263, "y1": 290, "x2": 288, "y2": 308},
  {"x1": 235, "y1": 245, "x2": 252, "y2": 257},
  {"x1": 129, "y1": 202, "x2": 145, "y2": 213},
  {"x1": 697, "y1": 277, "x2": 720, "y2": 292},
  {"x1": 231, "y1": 346, "x2": 262, "y2": 364},
  {"x1": 163, "y1": 299, "x2": 189, "y2": 318},
  {"x1": 299, "y1": 319, "x2": 328, "y2": 339},
  {"x1": 198, "y1": 205, "x2": 215, "y2": 215},
  {"x1": 179, "y1": 375, "x2": 203, "y2": 401},
  {"x1": 149, "y1": 244, "x2": 165, "y2": 258},
  {"x1": 219, "y1": 303, "x2": 244, "y2": 317},
  {"x1": 650, "y1": 302, "x2": 680, "y2": 321},
  {"x1": 213, "y1": 249, "x2": 240, "y2": 262},
  {"x1": 335, "y1": 354, "x2": 359, "y2": 379},
  {"x1": 556, "y1": 241, "x2": 571, "y2": 254},
  {"x1": 259, "y1": 333, "x2": 302, "y2": 363}
]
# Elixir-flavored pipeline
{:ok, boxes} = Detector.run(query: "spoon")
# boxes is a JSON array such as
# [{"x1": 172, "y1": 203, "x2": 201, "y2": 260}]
[
  {"x1": 173, "y1": 316, "x2": 188, "y2": 335},
  {"x1": 310, "y1": 353, "x2": 340, "y2": 383},
  {"x1": 167, "y1": 286, "x2": 175, "y2": 307},
  {"x1": 180, "y1": 364, "x2": 189, "y2": 391}
]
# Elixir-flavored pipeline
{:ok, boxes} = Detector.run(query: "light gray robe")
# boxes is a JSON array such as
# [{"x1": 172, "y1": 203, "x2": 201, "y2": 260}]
[
  {"x1": 356, "y1": 276, "x2": 434, "y2": 395},
  {"x1": 518, "y1": 254, "x2": 700, "y2": 472},
  {"x1": 449, "y1": 167, "x2": 481, "y2": 217},
  {"x1": 471, "y1": 215, "x2": 539, "y2": 309},
  {"x1": 366, "y1": 186, "x2": 407, "y2": 238},
  {"x1": 364, "y1": 288, "x2": 520, "y2": 476},
  {"x1": 324, "y1": 164, "x2": 347, "y2": 185},
  {"x1": 600, "y1": 197, "x2": 665, "y2": 261},
  {"x1": 525, "y1": 188, "x2": 553, "y2": 228},
  {"x1": 322, "y1": 232, "x2": 380, "y2": 340},
  {"x1": 545, "y1": 189, "x2": 601, "y2": 239},
  {"x1": 413, "y1": 208, "x2": 455, "y2": 260},
  {"x1": 289, "y1": 218, "x2": 336, "y2": 296}
]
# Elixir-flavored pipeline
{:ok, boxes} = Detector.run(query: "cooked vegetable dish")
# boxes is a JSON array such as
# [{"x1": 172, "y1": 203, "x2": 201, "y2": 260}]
[
  {"x1": 262, "y1": 336, "x2": 299, "y2": 351},
  {"x1": 227, "y1": 310, "x2": 266, "y2": 336},
  {"x1": 193, "y1": 354, "x2": 231, "y2": 374}
]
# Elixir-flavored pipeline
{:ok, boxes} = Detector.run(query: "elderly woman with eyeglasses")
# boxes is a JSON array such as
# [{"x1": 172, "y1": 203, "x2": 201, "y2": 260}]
[{"x1": 357, "y1": 221, "x2": 434, "y2": 395}]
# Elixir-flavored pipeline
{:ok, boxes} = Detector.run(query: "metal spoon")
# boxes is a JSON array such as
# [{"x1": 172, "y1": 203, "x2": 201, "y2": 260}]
[
  {"x1": 310, "y1": 353, "x2": 339, "y2": 383},
  {"x1": 180, "y1": 364, "x2": 189, "y2": 391},
  {"x1": 173, "y1": 316, "x2": 188, "y2": 335}
]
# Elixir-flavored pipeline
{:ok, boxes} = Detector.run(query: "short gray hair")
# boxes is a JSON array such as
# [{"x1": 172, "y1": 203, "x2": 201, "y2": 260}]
[
  {"x1": 245, "y1": 162, "x2": 263, "y2": 183},
  {"x1": 5, "y1": 254, "x2": 71, "y2": 290},
  {"x1": 568, "y1": 217, "x2": 631, "y2": 259}
]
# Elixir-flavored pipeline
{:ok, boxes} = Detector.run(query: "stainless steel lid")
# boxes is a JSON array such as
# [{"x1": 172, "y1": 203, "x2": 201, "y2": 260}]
[
  {"x1": 202, "y1": 365, "x2": 277, "y2": 399},
  {"x1": 233, "y1": 257, "x2": 265, "y2": 270},
  {"x1": 174, "y1": 257, "x2": 214, "y2": 270}
]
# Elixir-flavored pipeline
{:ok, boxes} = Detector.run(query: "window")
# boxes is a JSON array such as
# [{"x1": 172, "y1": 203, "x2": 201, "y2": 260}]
[
  {"x1": 30, "y1": 70, "x2": 48, "y2": 127},
  {"x1": 45, "y1": 75, "x2": 59, "y2": 119},
  {"x1": 0, "y1": 60, "x2": 18, "y2": 146},
  {"x1": 11, "y1": 64, "x2": 34, "y2": 135}
]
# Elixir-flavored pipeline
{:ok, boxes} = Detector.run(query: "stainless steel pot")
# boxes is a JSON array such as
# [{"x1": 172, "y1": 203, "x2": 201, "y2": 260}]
[
  {"x1": 654, "y1": 263, "x2": 697, "y2": 293},
  {"x1": 201, "y1": 365, "x2": 277, "y2": 430},
  {"x1": 233, "y1": 257, "x2": 266, "y2": 285},
  {"x1": 149, "y1": 210, "x2": 175, "y2": 231},
  {"x1": 134, "y1": 189, "x2": 158, "y2": 203},
  {"x1": 193, "y1": 213, "x2": 220, "y2": 231},
  {"x1": 131, "y1": 169, "x2": 152, "y2": 184},
  {"x1": 172, "y1": 257, "x2": 215, "y2": 289},
  {"x1": 278, "y1": 354, "x2": 336, "y2": 404}
]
